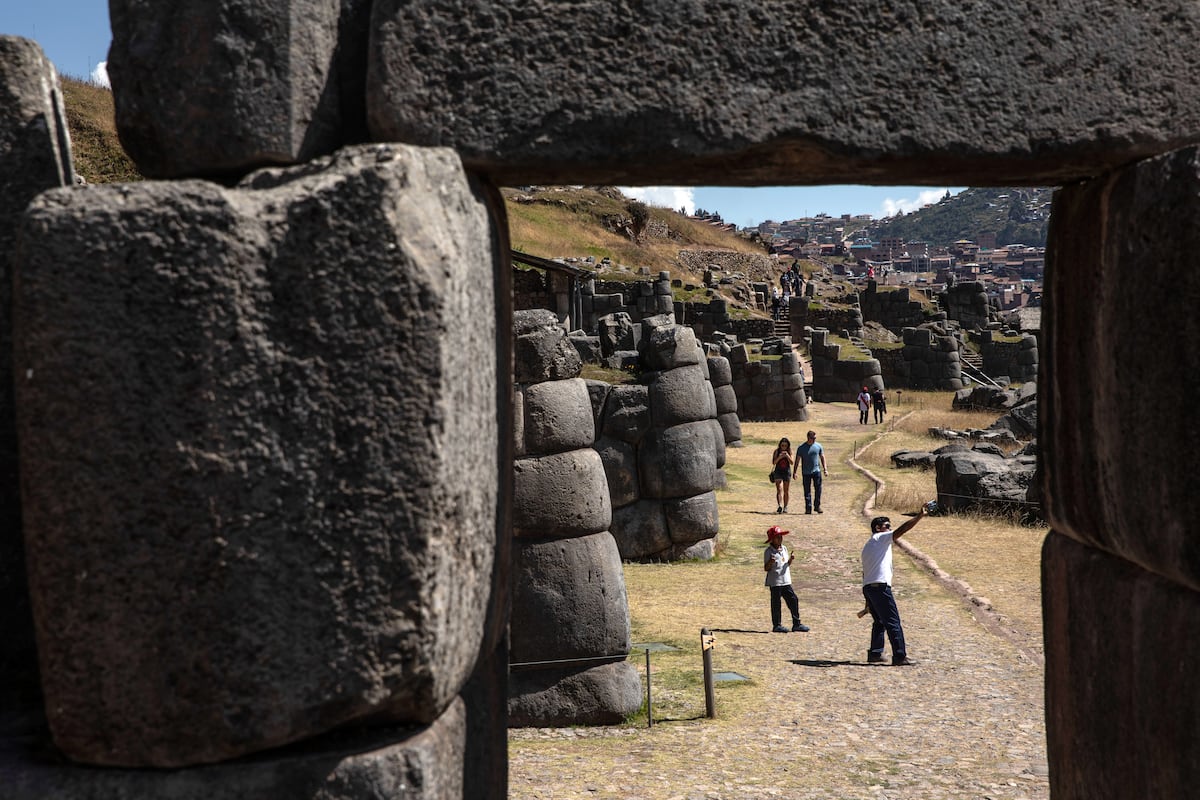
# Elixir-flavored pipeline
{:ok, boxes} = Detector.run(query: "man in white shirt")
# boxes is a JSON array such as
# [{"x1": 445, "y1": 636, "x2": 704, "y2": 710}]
[{"x1": 861, "y1": 506, "x2": 928, "y2": 665}]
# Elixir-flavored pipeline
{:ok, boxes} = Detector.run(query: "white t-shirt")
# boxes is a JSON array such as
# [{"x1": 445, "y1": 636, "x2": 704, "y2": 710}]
[
  {"x1": 861, "y1": 531, "x2": 894, "y2": 585},
  {"x1": 764, "y1": 544, "x2": 792, "y2": 587}
]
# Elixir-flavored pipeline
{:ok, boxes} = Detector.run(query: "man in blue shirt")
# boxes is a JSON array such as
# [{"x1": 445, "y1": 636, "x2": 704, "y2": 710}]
[{"x1": 793, "y1": 430, "x2": 828, "y2": 514}]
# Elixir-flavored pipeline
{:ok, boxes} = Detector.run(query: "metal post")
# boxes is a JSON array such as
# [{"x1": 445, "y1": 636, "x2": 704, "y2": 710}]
[
  {"x1": 701, "y1": 628, "x2": 716, "y2": 719},
  {"x1": 645, "y1": 648, "x2": 652, "y2": 728}
]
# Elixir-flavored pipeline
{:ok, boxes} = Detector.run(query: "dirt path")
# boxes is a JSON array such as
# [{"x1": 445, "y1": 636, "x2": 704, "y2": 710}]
[{"x1": 509, "y1": 402, "x2": 1048, "y2": 800}]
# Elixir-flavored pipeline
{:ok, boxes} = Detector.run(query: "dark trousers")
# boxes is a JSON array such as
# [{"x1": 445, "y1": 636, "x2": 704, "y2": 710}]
[
  {"x1": 859, "y1": 407, "x2": 869, "y2": 424},
  {"x1": 769, "y1": 584, "x2": 801, "y2": 627},
  {"x1": 874, "y1": 405, "x2": 885, "y2": 423},
  {"x1": 802, "y1": 471, "x2": 822, "y2": 512},
  {"x1": 863, "y1": 583, "x2": 906, "y2": 662}
]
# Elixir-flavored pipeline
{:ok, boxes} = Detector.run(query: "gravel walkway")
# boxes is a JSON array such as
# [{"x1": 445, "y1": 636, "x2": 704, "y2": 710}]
[{"x1": 509, "y1": 404, "x2": 1048, "y2": 800}]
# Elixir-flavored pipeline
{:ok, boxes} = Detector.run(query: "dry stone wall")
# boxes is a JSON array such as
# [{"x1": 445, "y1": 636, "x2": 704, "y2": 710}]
[
  {"x1": 0, "y1": 36, "x2": 73, "y2": 724},
  {"x1": 859, "y1": 282, "x2": 927, "y2": 331},
  {"x1": 594, "y1": 317, "x2": 726, "y2": 561},
  {"x1": 510, "y1": 310, "x2": 641, "y2": 726},
  {"x1": 940, "y1": 281, "x2": 992, "y2": 331},
  {"x1": 977, "y1": 331, "x2": 1039, "y2": 383},
  {"x1": 725, "y1": 343, "x2": 809, "y2": 420},
  {"x1": 807, "y1": 329, "x2": 883, "y2": 402},
  {"x1": 897, "y1": 326, "x2": 965, "y2": 391},
  {"x1": 7, "y1": 0, "x2": 1200, "y2": 794}
]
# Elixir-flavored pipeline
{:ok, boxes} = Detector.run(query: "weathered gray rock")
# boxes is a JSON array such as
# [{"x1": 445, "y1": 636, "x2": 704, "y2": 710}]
[
  {"x1": 649, "y1": 364, "x2": 717, "y2": 427},
  {"x1": 513, "y1": 385, "x2": 526, "y2": 458},
  {"x1": 664, "y1": 492, "x2": 720, "y2": 546},
  {"x1": 1043, "y1": 533, "x2": 1200, "y2": 800},
  {"x1": 713, "y1": 384, "x2": 738, "y2": 415},
  {"x1": 988, "y1": 398, "x2": 1038, "y2": 439},
  {"x1": 513, "y1": 449, "x2": 612, "y2": 538},
  {"x1": 934, "y1": 449, "x2": 1038, "y2": 517},
  {"x1": 367, "y1": 1, "x2": 1200, "y2": 185},
  {"x1": 1046, "y1": 145, "x2": 1200, "y2": 591},
  {"x1": 609, "y1": 500, "x2": 671, "y2": 561},
  {"x1": 508, "y1": 661, "x2": 642, "y2": 728},
  {"x1": 14, "y1": 144, "x2": 500, "y2": 767},
  {"x1": 641, "y1": 322, "x2": 701, "y2": 371},
  {"x1": 522, "y1": 377, "x2": 595, "y2": 454},
  {"x1": 108, "y1": 0, "x2": 349, "y2": 178},
  {"x1": 706, "y1": 355, "x2": 732, "y2": 386},
  {"x1": 670, "y1": 537, "x2": 716, "y2": 562},
  {"x1": 583, "y1": 379, "x2": 611, "y2": 433},
  {"x1": 510, "y1": 532, "x2": 630, "y2": 664},
  {"x1": 514, "y1": 309, "x2": 583, "y2": 384},
  {"x1": 890, "y1": 450, "x2": 936, "y2": 470},
  {"x1": 597, "y1": 312, "x2": 636, "y2": 356},
  {"x1": 638, "y1": 422, "x2": 721, "y2": 499},
  {"x1": 0, "y1": 34, "x2": 74, "y2": 719},
  {"x1": 716, "y1": 411, "x2": 743, "y2": 447},
  {"x1": 599, "y1": 384, "x2": 650, "y2": 444},
  {"x1": 4, "y1": 699, "x2": 467, "y2": 799},
  {"x1": 595, "y1": 436, "x2": 638, "y2": 509}
]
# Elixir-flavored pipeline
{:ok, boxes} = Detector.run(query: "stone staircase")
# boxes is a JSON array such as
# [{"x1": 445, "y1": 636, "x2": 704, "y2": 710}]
[
  {"x1": 772, "y1": 302, "x2": 790, "y2": 338},
  {"x1": 959, "y1": 347, "x2": 1003, "y2": 388}
]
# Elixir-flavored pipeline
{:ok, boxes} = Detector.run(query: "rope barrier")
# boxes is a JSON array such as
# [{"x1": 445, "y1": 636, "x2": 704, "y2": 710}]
[{"x1": 508, "y1": 652, "x2": 639, "y2": 670}]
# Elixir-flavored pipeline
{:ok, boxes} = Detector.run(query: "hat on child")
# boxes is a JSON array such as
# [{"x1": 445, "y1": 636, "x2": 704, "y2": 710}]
[{"x1": 764, "y1": 525, "x2": 790, "y2": 543}]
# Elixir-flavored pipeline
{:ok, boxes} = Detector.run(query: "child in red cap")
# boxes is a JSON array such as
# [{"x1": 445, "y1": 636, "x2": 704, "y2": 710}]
[{"x1": 763, "y1": 525, "x2": 809, "y2": 633}]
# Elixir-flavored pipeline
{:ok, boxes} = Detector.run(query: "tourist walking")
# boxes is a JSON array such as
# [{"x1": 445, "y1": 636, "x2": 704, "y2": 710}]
[
  {"x1": 770, "y1": 286, "x2": 781, "y2": 320},
  {"x1": 872, "y1": 387, "x2": 887, "y2": 423},
  {"x1": 857, "y1": 386, "x2": 872, "y2": 424},
  {"x1": 861, "y1": 506, "x2": 928, "y2": 665},
  {"x1": 794, "y1": 430, "x2": 828, "y2": 514},
  {"x1": 770, "y1": 438, "x2": 794, "y2": 513},
  {"x1": 763, "y1": 525, "x2": 809, "y2": 633}
]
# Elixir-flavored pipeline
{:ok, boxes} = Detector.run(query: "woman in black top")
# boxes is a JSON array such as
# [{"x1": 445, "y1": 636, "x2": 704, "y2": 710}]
[{"x1": 771, "y1": 437, "x2": 794, "y2": 514}]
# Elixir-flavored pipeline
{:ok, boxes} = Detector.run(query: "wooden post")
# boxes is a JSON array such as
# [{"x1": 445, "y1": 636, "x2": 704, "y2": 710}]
[
  {"x1": 645, "y1": 648, "x2": 652, "y2": 728},
  {"x1": 701, "y1": 628, "x2": 716, "y2": 719}
]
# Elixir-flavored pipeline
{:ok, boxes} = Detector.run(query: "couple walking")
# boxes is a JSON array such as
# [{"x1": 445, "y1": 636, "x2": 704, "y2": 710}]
[{"x1": 770, "y1": 430, "x2": 829, "y2": 514}]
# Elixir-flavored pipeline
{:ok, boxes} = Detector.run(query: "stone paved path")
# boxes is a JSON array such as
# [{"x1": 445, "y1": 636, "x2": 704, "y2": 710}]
[{"x1": 509, "y1": 402, "x2": 1048, "y2": 800}]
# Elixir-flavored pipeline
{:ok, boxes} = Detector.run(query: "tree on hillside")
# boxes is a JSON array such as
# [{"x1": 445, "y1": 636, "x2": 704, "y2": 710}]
[{"x1": 627, "y1": 201, "x2": 650, "y2": 241}]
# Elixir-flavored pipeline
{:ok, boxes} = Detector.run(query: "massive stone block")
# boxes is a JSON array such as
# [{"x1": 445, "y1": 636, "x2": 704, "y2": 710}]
[
  {"x1": 599, "y1": 384, "x2": 650, "y2": 444},
  {"x1": 638, "y1": 422, "x2": 721, "y2": 499},
  {"x1": 0, "y1": 34, "x2": 74, "y2": 720},
  {"x1": 609, "y1": 500, "x2": 671, "y2": 562},
  {"x1": 664, "y1": 492, "x2": 720, "y2": 546},
  {"x1": 1043, "y1": 533, "x2": 1200, "y2": 800},
  {"x1": 108, "y1": 0, "x2": 350, "y2": 178},
  {"x1": 5, "y1": 699, "x2": 467, "y2": 799},
  {"x1": 594, "y1": 436, "x2": 638, "y2": 509},
  {"x1": 508, "y1": 661, "x2": 642, "y2": 728},
  {"x1": 512, "y1": 449, "x2": 612, "y2": 538},
  {"x1": 522, "y1": 377, "x2": 595, "y2": 454},
  {"x1": 367, "y1": 0, "x2": 1200, "y2": 185},
  {"x1": 510, "y1": 532, "x2": 631, "y2": 664},
  {"x1": 513, "y1": 309, "x2": 582, "y2": 384},
  {"x1": 648, "y1": 364, "x2": 717, "y2": 428},
  {"x1": 13, "y1": 144, "x2": 501, "y2": 767},
  {"x1": 1045, "y1": 146, "x2": 1200, "y2": 591}
]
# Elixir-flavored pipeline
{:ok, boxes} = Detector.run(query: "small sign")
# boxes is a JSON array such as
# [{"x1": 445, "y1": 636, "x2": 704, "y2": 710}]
[{"x1": 701, "y1": 633, "x2": 715, "y2": 651}]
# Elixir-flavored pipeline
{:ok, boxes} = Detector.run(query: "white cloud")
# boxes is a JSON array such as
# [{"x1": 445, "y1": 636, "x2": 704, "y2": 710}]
[
  {"x1": 880, "y1": 188, "x2": 951, "y2": 217},
  {"x1": 90, "y1": 61, "x2": 110, "y2": 88},
  {"x1": 618, "y1": 186, "x2": 695, "y2": 215}
]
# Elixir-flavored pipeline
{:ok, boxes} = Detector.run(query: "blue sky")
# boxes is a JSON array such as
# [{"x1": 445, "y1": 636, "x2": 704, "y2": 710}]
[
  {"x1": 2, "y1": 2, "x2": 112, "y2": 84},
  {"x1": 3, "y1": 3, "x2": 963, "y2": 226}
]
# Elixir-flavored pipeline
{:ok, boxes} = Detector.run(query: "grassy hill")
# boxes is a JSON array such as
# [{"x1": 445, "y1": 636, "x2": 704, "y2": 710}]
[
  {"x1": 59, "y1": 76, "x2": 142, "y2": 185},
  {"x1": 863, "y1": 187, "x2": 1053, "y2": 248},
  {"x1": 504, "y1": 185, "x2": 771, "y2": 284}
]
